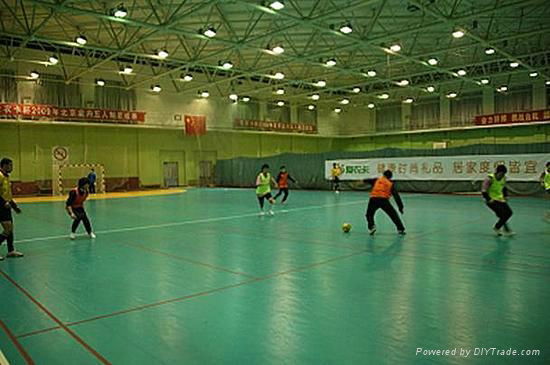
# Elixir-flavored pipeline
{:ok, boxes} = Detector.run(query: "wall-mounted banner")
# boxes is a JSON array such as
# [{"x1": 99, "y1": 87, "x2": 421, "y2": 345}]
[
  {"x1": 325, "y1": 154, "x2": 550, "y2": 181},
  {"x1": 184, "y1": 115, "x2": 206, "y2": 136},
  {"x1": 0, "y1": 103, "x2": 145, "y2": 124},
  {"x1": 234, "y1": 118, "x2": 317, "y2": 134},
  {"x1": 474, "y1": 109, "x2": 550, "y2": 126}
]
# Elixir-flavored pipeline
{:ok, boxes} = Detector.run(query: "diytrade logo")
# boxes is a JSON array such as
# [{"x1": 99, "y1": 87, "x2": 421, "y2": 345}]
[{"x1": 344, "y1": 164, "x2": 370, "y2": 175}]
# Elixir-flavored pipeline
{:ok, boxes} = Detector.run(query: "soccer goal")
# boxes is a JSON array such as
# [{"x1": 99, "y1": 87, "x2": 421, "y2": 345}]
[{"x1": 53, "y1": 163, "x2": 106, "y2": 196}]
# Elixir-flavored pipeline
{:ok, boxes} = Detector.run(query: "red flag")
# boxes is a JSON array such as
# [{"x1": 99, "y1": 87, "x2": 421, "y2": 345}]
[{"x1": 184, "y1": 115, "x2": 206, "y2": 136}]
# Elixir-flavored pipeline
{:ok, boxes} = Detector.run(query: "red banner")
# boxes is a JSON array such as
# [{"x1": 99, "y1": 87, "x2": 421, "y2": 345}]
[
  {"x1": 474, "y1": 109, "x2": 550, "y2": 126},
  {"x1": 0, "y1": 103, "x2": 145, "y2": 124},
  {"x1": 185, "y1": 115, "x2": 206, "y2": 136},
  {"x1": 234, "y1": 118, "x2": 317, "y2": 134}
]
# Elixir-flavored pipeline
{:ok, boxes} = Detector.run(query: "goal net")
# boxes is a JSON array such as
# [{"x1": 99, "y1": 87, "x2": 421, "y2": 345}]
[{"x1": 53, "y1": 163, "x2": 106, "y2": 196}]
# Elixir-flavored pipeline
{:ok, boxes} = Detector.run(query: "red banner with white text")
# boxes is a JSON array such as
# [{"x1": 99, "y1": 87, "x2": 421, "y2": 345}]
[
  {"x1": 234, "y1": 118, "x2": 317, "y2": 134},
  {"x1": 474, "y1": 109, "x2": 550, "y2": 126},
  {"x1": 184, "y1": 115, "x2": 207, "y2": 136}
]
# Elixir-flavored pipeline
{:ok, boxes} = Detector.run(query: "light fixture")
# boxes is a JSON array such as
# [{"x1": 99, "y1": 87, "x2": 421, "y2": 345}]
[
  {"x1": 229, "y1": 93, "x2": 238, "y2": 101},
  {"x1": 352, "y1": 87, "x2": 361, "y2": 93},
  {"x1": 529, "y1": 72, "x2": 538, "y2": 77},
  {"x1": 200, "y1": 90, "x2": 210, "y2": 98},
  {"x1": 30, "y1": 71, "x2": 39, "y2": 79},
  {"x1": 96, "y1": 79, "x2": 105, "y2": 86},
  {"x1": 452, "y1": 29, "x2": 465, "y2": 38},
  {"x1": 182, "y1": 73, "x2": 193, "y2": 82},
  {"x1": 242, "y1": 96, "x2": 251, "y2": 102},
  {"x1": 277, "y1": 100, "x2": 285, "y2": 106},
  {"x1": 427, "y1": 58, "x2": 438, "y2": 66},
  {"x1": 339, "y1": 23, "x2": 353, "y2": 34},
  {"x1": 315, "y1": 80, "x2": 326, "y2": 87},
  {"x1": 497, "y1": 85, "x2": 508, "y2": 92},
  {"x1": 113, "y1": 4, "x2": 128, "y2": 18},
  {"x1": 273, "y1": 72, "x2": 285, "y2": 79},
  {"x1": 340, "y1": 98, "x2": 350, "y2": 105},
  {"x1": 157, "y1": 50, "x2": 169, "y2": 59},
  {"x1": 151, "y1": 85, "x2": 162, "y2": 93},
  {"x1": 48, "y1": 55, "x2": 59, "y2": 65},
  {"x1": 220, "y1": 61, "x2": 233, "y2": 70},
  {"x1": 485, "y1": 48, "x2": 495, "y2": 55},
  {"x1": 325, "y1": 58, "x2": 337, "y2": 67},
  {"x1": 509, "y1": 61, "x2": 519, "y2": 68},
  {"x1": 275, "y1": 88, "x2": 285, "y2": 95},
  {"x1": 426, "y1": 86, "x2": 435, "y2": 92},
  {"x1": 307, "y1": 105, "x2": 315, "y2": 110},
  {"x1": 546, "y1": 80, "x2": 550, "y2": 86},
  {"x1": 121, "y1": 65, "x2": 133, "y2": 74},
  {"x1": 389, "y1": 43, "x2": 402, "y2": 52},
  {"x1": 457, "y1": 69, "x2": 467, "y2": 76},
  {"x1": 377, "y1": 93, "x2": 389, "y2": 99},
  {"x1": 270, "y1": 45, "x2": 285, "y2": 54},
  {"x1": 397, "y1": 79, "x2": 409, "y2": 86},
  {"x1": 480, "y1": 78, "x2": 490, "y2": 85},
  {"x1": 446, "y1": 92, "x2": 458, "y2": 98},
  {"x1": 403, "y1": 98, "x2": 414, "y2": 103},
  {"x1": 75, "y1": 35, "x2": 87, "y2": 45},
  {"x1": 202, "y1": 26, "x2": 217, "y2": 38},
  {"x1": 367, "y1": 103, "x2": 375, "y2": 109},
  {"x1": 311, "y1": 94, "x2": 320, "y2": 100},
  {"x1": 269, "y1": 1, "x2": 285, "y2": 10},
  {"x1": 334, "y1": 107, "x2": 342, "y2": 113},
  {"x1": 365, "y1": 69, "x2": 377, "y2": 77}
]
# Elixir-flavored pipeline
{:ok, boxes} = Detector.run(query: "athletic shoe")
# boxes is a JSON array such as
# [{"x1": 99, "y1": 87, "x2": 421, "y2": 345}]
[
  {"x1": 398, "y1": 230, "x2": 406, "y2": 235},
  {"x1": 6, "y1": 251, "x2": 24, "y2": 258},
  {"x1": 268, "y1": 210, "x2": 275, "y2": 216},
  {"x1": 259, "y1": 211, "x2": 266, "y2": 216},
  {"x1": 493, "y1": 228, "x2": 502, "y2": 236},
  {"x1": 70, "y1": 233, "x2": 76, "y2": 240},
  {"x1": 89, "y1": 232, "x2": 96, "y2": 239},
  {"x1": 368, "y1": 227, "x2": 376, "y2": 235},
  {"x1": 335, "y1": 191, "x2": 340, "y2": 194},
  {"x1": 503, "y1": 230, "x2": 515, "y2": 237},
  {"x1": 281, "y1": 201, "x2": 287, "y2": 205},
  {"x1": 0, "y1": 255, "x2": 4, "y2": 261}
]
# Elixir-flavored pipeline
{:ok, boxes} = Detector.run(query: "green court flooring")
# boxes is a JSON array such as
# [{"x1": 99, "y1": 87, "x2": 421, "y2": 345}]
[{"x1": 1, "y1": 189, "x2": 549, "y2": 364}]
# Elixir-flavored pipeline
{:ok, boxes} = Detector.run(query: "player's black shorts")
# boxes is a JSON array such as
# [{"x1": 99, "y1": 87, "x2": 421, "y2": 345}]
[
  {"x1": 259, "y1": 192, "x2": 273, "y2": 200},
  {"x1": 0, "y1": 206, "x2": 13, "y2": 222}
]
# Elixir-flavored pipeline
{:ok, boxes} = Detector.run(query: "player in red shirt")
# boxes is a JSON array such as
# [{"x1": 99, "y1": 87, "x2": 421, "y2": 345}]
[
  {"x1": 274, "y1": 166, "x2": 297, "y2": 204},
  {"x1": 66, "y1": 177, "x2": 96, "y2": 240}
]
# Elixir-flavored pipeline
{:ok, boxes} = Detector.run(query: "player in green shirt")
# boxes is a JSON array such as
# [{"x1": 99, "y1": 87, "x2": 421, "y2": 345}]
[{"x1": 256, "y1": 164, "x2": 278, "y2": 216}]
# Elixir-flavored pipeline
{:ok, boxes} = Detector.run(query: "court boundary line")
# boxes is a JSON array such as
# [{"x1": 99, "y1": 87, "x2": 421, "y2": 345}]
[
  {"x1": 0, "y1": 320, "x2": 34, "y2": 365},
  {"x1": 0, "y1": 270, "x2": 112, "y2": 365}
]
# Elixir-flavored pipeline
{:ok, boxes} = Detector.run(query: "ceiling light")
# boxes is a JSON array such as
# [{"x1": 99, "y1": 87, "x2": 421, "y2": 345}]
[
  {"x1": 485, "y1": 47, "x2": 495, "y2": 55},
  {"x1": 269, "y1": 1, "x2": 285, "y2": 10},
  {"x1": 368, "y1": 103, "x2": 375, "y2": 109},
  {"x1": 365, "y1": 70, "x2": 377, "y2": 77},
  {"x1": 270, "y1": 45, "x2": 284, "y2": 54},
  {"x1": 457, "y1": 69, "x2": 467, "y2": 76},
  {"x1": 452, "y1": 29, "x2": 465, "y2": 38},
  {"x1": 325, "y1": 58, "x2": 337, "y2": 67},
  {"x1": 427, "y1": 58, "x2": 438, "y2": 66},
  {"x1": 277, "y1": 100, "x2": 285, "y2": 106},
  {"x1": 48, "y1": 55, "x2": 59, "y2": 65},
  {"x1": 480, "y1": 78, "x2": 490, "y2": 85},
  {"x1": 334, "y1": 107, "x2": 342, "y2": 113},
  {"x1": 403, "y1": 98, "x2": 414, "y2": 103},
  {"x1": 96, "y1": 79, "x2": 105, "y2": 86},
  {"x1": 200, "y1": 91, "x2": 210, "y2": 98},
  {"x1": 311, "y1": 94, "x2": 320, "y2": 100},
  {"x1": 182, "y1": 74, "x2": 193, "y2": 82},
  {"x1": 509, "y1": 61, "x2": 519, "y2": 68},
  {"x1": 339, "y1": 23, "x2": 353, "y2": 34},
  {"x1": 397, "y1": 79, "x2": 409, "y2": 86},
  {"x1": 276, "y1": 88, "x2": 285, "y2": 95},
  {"x1": 75, "y1": 35, "x2": 87, "y2": 45},
  {"x1": 229, "y1": 94, "x2": 238, "y2": 101},
  {"x1": 151, "y1": 85, "x2": 162, "y2": 93},
  {"x1": 377, "y1": 93, "x2": 389, "y2": 99},
  {"x1": 30, "y1": 71, "x2": 39, "y2": 79},
  {"x1": 220, "y1": 61, "x2": 233, "y2": 70},
  {"x1": 497, "y1": 85, "x2": 508, "y2": 92},
  {"x1": 389, "y1": 43, "x2": 401, "y2": 52},
  {"x1": 273, "y1": 72, "x2": 285, "y2": 79},
  {"x1": 242, "y1": 96, "x2": 251, "y2": 102},
  {"x1": 315, "y1": 80, "x2": 326, "y2": 87},
  {"x1": 121, "y1": 65, "x2": 133, "y2": 74},
  {"x1": 340, "y1": 98, "x2": 350, "y2": 105},
  {"x1": 426, "y1": 86, "x2": 435, "y2": 92},
  {"x1": 307, "y1": 105, "x2": 315, "y2": 110},
  {"x1": 446, "y1": 92, "x2": 458, "y2": 98},
  {"x1": 202, "y1": 26, "x2": 217, "y2": 38},
  {"x1": 157, "y1": 50, "x2": 169, "y2": 59},
  {"x1": 529, "y1": 72, "x2": 538, "y2": 77},
  {"x1": 113, "y1": 5, "x2": 128, "y2": 18},
  {"x1": 352, "y1": 87, "x2": 361, "y2": 93}
]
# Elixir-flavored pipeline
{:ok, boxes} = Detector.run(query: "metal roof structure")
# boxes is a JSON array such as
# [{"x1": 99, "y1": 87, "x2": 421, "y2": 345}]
[{"x1": 1, "y1": 0, "x2": 549, "y2": 107}]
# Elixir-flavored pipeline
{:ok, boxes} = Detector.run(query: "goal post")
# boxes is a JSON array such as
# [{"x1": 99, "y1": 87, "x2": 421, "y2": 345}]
[{"x1": 53, "y1": 163, "x2": 106, "y2": 196}]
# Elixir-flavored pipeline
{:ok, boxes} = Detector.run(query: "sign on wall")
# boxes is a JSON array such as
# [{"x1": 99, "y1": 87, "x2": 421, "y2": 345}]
[
  {"x1": 184, "y1": 115, "x2": 206, "y2": 136},
  {"x1": 325, "y1": 154, "x2": 550, "y2": 181},
  {"x1": 234, "y1": 118, "x2": 317, "y2": 134},
  {"x1": 474, "y1": 109, "x2": 550, "y2": 126},
  {"x1": 0, "y1": 103, "x2": 146, "y2": 124},
  {"x1": 52, "y1": 146, "x2": 69, "y2": 164}
]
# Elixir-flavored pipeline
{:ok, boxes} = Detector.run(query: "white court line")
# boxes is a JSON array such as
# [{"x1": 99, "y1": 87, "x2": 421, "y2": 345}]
[
  {"x1": 0, "y1": 350, "x2": 9, "y2": 365},
  {"x1": 17, "y1": 200, "x2": 366, "y2": 244}
]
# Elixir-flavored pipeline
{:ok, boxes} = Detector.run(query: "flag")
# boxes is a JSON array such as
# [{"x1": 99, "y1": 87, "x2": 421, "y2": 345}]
[{"x1": 184, "y1": 115, "x2": 206, "y2": 136}]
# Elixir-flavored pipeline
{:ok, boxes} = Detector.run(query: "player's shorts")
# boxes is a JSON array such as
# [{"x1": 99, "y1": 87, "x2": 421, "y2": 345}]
[{"x1": 0, "y1": 206, "x2": 13, "y2": 222}]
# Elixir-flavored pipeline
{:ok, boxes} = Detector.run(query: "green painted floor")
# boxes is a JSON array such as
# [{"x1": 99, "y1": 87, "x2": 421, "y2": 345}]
[{"x1": 1, "y1": 189, "x2": 549, "y2": 365}]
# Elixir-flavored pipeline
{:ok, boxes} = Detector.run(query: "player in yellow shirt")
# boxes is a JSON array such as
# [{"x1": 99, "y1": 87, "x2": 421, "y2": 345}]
[
  {"x1": 331, "y1": 163, "x2": 343, "y2": 193},
  {"x1": 0, "y1": 158, "x2": 24, "y2": 260},
  {"x1": 540, "y1": 161, "x2": 550, "y2": 222}
]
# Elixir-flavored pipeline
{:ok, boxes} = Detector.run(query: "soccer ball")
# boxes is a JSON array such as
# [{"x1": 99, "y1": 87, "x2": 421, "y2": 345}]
[{"x1": 342, "y1": 223, "x2": 352, "y2": 233}]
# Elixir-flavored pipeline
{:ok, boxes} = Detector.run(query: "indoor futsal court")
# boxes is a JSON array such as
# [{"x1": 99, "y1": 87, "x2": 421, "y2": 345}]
[{"x1": 0, "y1": 0, "x2": 549, "y2": 364}]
